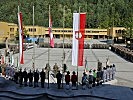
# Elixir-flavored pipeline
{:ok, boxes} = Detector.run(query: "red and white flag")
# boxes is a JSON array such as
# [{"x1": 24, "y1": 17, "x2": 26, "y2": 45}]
[
  {"x1": 72, "y1": 13, "x2": 86, "y2": 66},
  {"x1": 1, "y1": 55, "x2": 5, "y2": 64},
  {"x1": 18, "y1": 12, "x2": 24, "y2": 64},
  {"x1": 49, "y1": 14, "x2": 54, "y2": 48}
]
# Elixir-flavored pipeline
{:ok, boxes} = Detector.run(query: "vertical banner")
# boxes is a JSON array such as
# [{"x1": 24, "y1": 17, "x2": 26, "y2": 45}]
[
  {"x1": 18, "y1": 12, "x2": 24, "y2": 64},
  {"x1": 72, "y1": 13, "x2": 86, "y2": 66},
  {"x1": 49, "y1": 7, "x2": 54, "y2": 48}
]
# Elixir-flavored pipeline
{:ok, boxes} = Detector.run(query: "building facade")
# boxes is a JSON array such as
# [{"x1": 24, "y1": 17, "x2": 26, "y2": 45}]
[{"x1": 0, "y1": 21, "x2": 126, "y2": 42}]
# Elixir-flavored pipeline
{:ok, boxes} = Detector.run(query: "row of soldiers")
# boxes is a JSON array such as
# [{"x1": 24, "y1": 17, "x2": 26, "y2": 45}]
[
  {"x1": 110, "y1": 45, "x2": 133, "y2": 62},
  {"x1": 13, "y1": 63, "x2": 63, "y2": 88},
  {"x1": 14, "y1": 68, "x2": 46, "y2": 88}
]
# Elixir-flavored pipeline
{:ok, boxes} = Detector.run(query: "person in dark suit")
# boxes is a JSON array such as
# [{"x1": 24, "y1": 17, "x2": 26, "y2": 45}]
[
  {"x1": 23, "y1": 68, "x2": 28, "y2": 86},
  {"x1": 18, "y1": 68, "x2": 23, "y2": 87},
  {"x1": 28, "y1": 69, "x2": 33, "y2": 87},
  {"x1": 40, "y1": 69, "x2": 46, "y2": 88},
  {"x1": 56, "y1": 71, "x2": 62, "y2": 89},
  {"x1": 34, "y1": 69, "x2": 39, "y2": 88}
]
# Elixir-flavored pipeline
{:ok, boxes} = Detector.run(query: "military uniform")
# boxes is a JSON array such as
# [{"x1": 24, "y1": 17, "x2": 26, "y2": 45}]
[
  {"x1": 40, "y1": 69, "x2": 46, "y2": 88},
  {"x1": 53, "y1": 63, "x2": 59, "y2": 77},
  {"x1": 28, "y1": 70, "x2": 33, "y2": 87}
]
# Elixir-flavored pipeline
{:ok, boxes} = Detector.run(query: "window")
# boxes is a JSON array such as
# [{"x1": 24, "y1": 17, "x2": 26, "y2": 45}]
[
  {"x1": 68, "y1": 30, "x2": 72, "y2": 32},
  {"x1": 34, "y1": 28, "x2": 36, "y2": 32},
  {"x1": 10, "y1": 28, "x2": 14, "y2": 32}
]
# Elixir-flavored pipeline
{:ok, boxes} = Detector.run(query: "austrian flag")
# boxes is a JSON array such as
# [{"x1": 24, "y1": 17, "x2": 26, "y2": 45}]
[
  {"x1": 18, "y1": 12, "x2": 24, "y2": 64},
  {"x1": 49, "y1": 14, "x2": 54, "y2": 48},
  {"x1": 72, "y1": 13, "x2": 86, "y2": 66}
]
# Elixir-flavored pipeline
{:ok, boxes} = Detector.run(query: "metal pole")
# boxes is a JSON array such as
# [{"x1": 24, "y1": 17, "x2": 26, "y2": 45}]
[
  {"x1": 18, "y1": 5, "x2": 21, "y2": 69},
  {"x1": 77, "y1": 6, "x2": 80, "y2": 89},
  {"x1": 62, "y1": 6, "x2": 65, "y2": 88},
  {"x1": 33, "y1": 6, "x2": 35, "y2": 70},
  {"x1": 48, "y1": 5, "x2": 50, "y2": 89}
]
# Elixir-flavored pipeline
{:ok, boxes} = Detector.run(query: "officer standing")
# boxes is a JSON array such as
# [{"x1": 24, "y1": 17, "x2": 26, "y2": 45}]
[
  {"x1": 93, "y1": 69, "x2": 97, "y2": 87},
  {"x1": 82, "y1": 72, "x2": 87, "y2": 89},
  {"x1": 102, "y1": 67, "x2": 107, "y2": 83},
  {"x1": 34, "y1": 69, "x2": 39, "y2": 88},
  {"x1": 14, "y1": 70, "x2": 19, "y2": 84},
  {"x1": 56, "y1": 71, "x2": 62, "y2": 89},
  {"x1": 18, "y1": 68, "x2": 23, "y2": 87},
  {"x1": 53, "y1": 63, "x2": 59, "y2": 77},
  {"x1": 40, "y1": 69, "x2": 46, "y2": 88},
  {"x1": 112, "y1": 64, "x2": 116, "y2": 80},
  {"x1": 28, "y1": 69, "x2": 33, "y2": 87},
  {"x1": 71, "y1": 71, "x2": 77, "y2": 89},
  {"x1": 65, "y1": 71, "x2": 70, "y2": 89},
  {"x1": 23, "y1": 68, "x2": 28, "y2": 86},
  {"x1": 45, "y1": 63, "x2": 51, "y2": 79}
]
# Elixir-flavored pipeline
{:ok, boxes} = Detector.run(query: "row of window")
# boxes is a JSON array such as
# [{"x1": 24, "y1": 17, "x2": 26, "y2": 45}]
[
  {"x1": 28, "y1": 28, "x2": 36, "y2": 32},
  {"x1": 10, "y1": 27, "x2": 107, "y2": 33},
  {"x1": 10, "y1": 28, "x2": 37, "y2": 32},
  {"x1": 47, "y1": 30, "x2": 107, "y2": 33},
  {"x1": 115, "y1": 30, "x2": 125, "y2": 34}
]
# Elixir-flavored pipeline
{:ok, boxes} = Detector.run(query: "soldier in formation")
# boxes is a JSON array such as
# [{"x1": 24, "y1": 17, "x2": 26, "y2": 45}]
[
  {"x1": 34, "y1": 69, "x2": 39, "y2": 88},
  {"x1": 28, "y1": 69, "x2": 33, "y2": 87},
  {"x1": 53, "y1": 63, "x2": 59, "y2": 77},
  {"x1": 23, "y1": 68, "x2": 28, "y2": 86},
  {"x1": 65, "y1": 71, "x2": 70, "y2": 89},
  {"x1": 56, "y1": 71, "x2": 62, "y2": 89},
  {"x1": 40, "y1": 69, "x2": 46, "y2": 88}
]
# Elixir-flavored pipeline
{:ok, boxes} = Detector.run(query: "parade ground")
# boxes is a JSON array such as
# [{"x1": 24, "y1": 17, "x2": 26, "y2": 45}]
[
  {"x1": 17, "y1": 39, "x2": 133, "y2": 88},
  {"x1": 0, "y1": 39, "x2": 133, "y2": 100}
]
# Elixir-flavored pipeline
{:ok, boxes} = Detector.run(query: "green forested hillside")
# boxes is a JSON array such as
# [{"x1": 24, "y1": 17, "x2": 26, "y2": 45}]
[{"x1": 0, "y1": 0, "x2": 132, "y2": 28}]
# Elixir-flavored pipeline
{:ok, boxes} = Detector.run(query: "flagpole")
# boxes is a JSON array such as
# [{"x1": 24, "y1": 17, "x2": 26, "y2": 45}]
[
  {"x1": 18, "y1": 5, "x2": 21, "y2": 70},
  {"x1": 48, "y1": 5, "x2": 50, "y2": 89},
  {"x1": 62, "y1": 6, "x2": 65, "y2": 88},
  {"x1": 32, "y1": 5, "x2": 35, "y2": 70},
  {"x1": 77, "y1": 6, "x2": 80, "y2": 89}
]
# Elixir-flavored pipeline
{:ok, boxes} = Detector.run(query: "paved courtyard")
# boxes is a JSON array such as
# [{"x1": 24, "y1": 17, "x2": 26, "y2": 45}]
[
  {"x1": 7, "y1": 39, "x2": 132, "y2": 88},
  {"x1": 1, "y1": 39, "x2": 133, "y2": 88}
]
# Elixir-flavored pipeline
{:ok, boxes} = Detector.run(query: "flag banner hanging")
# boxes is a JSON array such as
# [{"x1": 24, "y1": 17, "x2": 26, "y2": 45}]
[
  {"x1": 10, "y1": 54, "x2": 14, "y2": 66},
  {"x1": 1, "y1": 55, "x2": 5, "y2": 64},
  {"x1": 72, "y1": 13, "x2": 86, "y2": 66},
  {"x1": 18, "y1": 12, "x2": 24, "y2": 64},
  {"x1": 49, "y1": 13, "x2": 54, "y2": 48}
]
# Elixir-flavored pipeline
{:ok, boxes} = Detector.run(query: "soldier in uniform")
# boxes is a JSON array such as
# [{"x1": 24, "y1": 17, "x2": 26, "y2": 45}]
[
  {"x1": 34, "y1": 69, "x2": 39, "y2": 87},
  {"x1": 53, "y1": 63, "x2": 59, "y2": 77},
  {"x1": 92, "y1": 69, "x2": 97, "y2": 87},
  {"x1": 23, "y1": 68, "x2": 28, "y2": 86},
  {"x1": 45, "y1": 63, "x2": 51, "y2": 79},
  {"x1": 82, "y1": 72, "x2": 87, "y2": 89},
  {"x1": 40, "y1": 69, "x2": 46, "y2": 88},
  {"x1": 56, "y1": 71, "x2": 62, "y2": 89},
  {"x1": 63, "y1": 64, "x2": 67, "y2": 73},
  {"x1": 28, "y1": 69, "x2": 33, "y2": 87},
  {"x1": 102, "y1": 67, "x2": 107, "y2": 83},
  {"x1": 112, "y1": 64, "x2": 116, "y2": 80},
  {"x1": 18, "y1": 68, "x2": 23, "y2": 87},
  {"x1": 14, "y1": 69, "x2": 19, "y2": 84},
  {"x1": 65, "y1": 71, "x2": 70, "y2": 89},
  {"x1": 71, "y1": 71, "x2": 77, "y2": 89}
]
